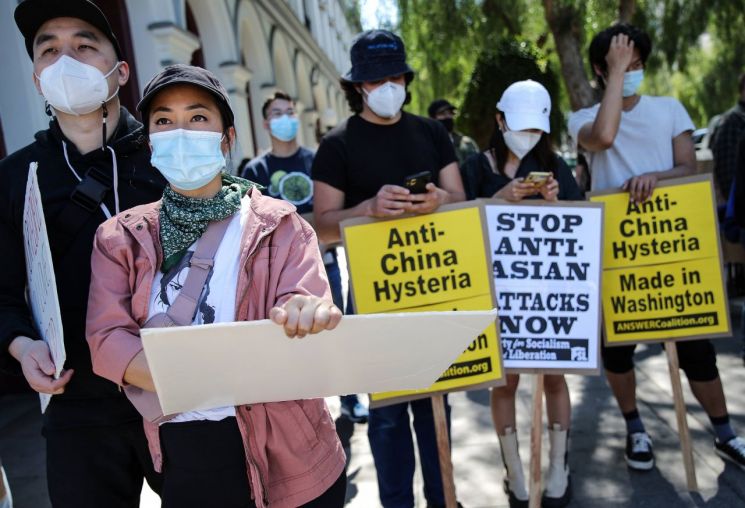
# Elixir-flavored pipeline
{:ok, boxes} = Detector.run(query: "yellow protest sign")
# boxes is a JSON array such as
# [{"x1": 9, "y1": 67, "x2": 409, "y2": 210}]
[
  {"x1": 590, "y1": 175, "x2": 730, "y2": 344},
  {"x1": 342, "y1": 203, "x2": 504, "y2": 407},
  {"x1": 343, "y1": 205, "x2": 492, "y2": 313},
  {"x1": 368, "y1": 293, "x2": 502, "y2": 405}
]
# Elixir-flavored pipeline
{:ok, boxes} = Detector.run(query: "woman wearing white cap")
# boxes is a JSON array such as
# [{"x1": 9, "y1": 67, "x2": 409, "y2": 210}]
[{"x1": 462, "y1": 80, "x2": 581, "y2": 508}]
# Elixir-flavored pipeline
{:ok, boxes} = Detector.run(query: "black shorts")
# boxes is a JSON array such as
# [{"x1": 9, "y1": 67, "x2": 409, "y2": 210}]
[
  {"x1": 159, "y1": 417, "x2": 346, "y2": 508},
  {"x1": 601, "y1": 339, "x2": 719, "y2": 382}
]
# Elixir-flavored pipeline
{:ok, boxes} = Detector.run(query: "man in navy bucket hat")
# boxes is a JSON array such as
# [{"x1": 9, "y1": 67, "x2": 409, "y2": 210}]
[
  {"x1": 341, "y1": 29, "x2": 414, "y2": 83},
  {"x1": 313, "y1": 29, "x2": 466, "y2": 508}
]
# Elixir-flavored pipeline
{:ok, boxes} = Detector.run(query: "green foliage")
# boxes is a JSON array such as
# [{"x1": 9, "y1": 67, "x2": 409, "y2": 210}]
[
  {"x1": 395, "y1": 0, "x2": 745, "y2": 130},
  {"x1": 458, "y1": 39, "x2": 562, "y2": 149}
]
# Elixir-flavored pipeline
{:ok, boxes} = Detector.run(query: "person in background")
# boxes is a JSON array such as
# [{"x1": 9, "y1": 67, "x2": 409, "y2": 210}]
[
  {"x1": 428, "y1": 99, "x2": 479, "y2": 169},
  {"x1": 86, "y1": 64, "x2": 347, "y2": 508},
  {"x1": 573, "y1": 153, "x2": 591, "y2": 193},
  {"x1": 1, "y1": 2, "x2": 166, "y2": 506},
  {"x1": 711, "y1": 73, "x2": 745, "y2": 201},
  {"x1": 312, "y1": 29, "x2": 466, "y2": 508},
  {"x1": 241, "y1": 90, "x2": 369, "y2": 424},
  {"x1": 568, "y1": 22, "x2": 745, "y2": 473},
  {"x1": 463, "y1": 80, "x2": 581, "y2": 508}
]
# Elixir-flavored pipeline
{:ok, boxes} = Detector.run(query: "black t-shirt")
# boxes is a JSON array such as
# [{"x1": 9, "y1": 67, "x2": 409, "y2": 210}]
[
  {"x1": 240, "y1": 147, "x2": 315, "y2": 214},
  {"x1": 312, "y1": 112, "x2": 458, "y2": 208},
  {"x1": 461, "y1": 150, "x2": 584, "y2": 201}
]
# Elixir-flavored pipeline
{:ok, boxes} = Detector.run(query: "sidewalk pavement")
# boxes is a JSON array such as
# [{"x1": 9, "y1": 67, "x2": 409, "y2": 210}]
[{"x1": 1, "y1": 299, "x2": 744, "y2": 508}]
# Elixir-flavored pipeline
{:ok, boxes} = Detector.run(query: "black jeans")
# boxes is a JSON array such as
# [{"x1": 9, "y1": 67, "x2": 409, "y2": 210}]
[
  {"x1": 160, "y1": 417, "x2": 346, "y2": 508},
  {"x1": 45, "y1": 420, "x2": 162, "y2": 508}
]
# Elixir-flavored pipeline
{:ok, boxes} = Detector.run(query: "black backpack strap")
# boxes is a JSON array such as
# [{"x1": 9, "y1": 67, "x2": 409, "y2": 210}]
[{"x1": 49, "y1": 165, "x2": 113, "y2": 258}]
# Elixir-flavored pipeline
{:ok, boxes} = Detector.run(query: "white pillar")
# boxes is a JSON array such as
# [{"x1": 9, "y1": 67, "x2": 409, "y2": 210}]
[
  {"x1": 300, "y1": 107, "x2": 319, "y2": 149},
  {"x1": 0, "y1": 0, "x2": 48, "y2": 153},
  {"x1": 218, "y1": 63, "x2": 254, "y2": 168},
  {"x1": 148, "y1": 22, "x2": 201, "y2": 66}
]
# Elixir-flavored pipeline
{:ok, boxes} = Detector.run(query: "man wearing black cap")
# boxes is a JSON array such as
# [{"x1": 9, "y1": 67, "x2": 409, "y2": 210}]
[
  {"x1": 0, "y1": 1, "x2": 165, "y2": 506},
  {"x1": 428, "y1": 99, "x2": 479, "y2": 169},
  {"x1": 312, "y1": 29, "x2": 465, "y2": 508}
]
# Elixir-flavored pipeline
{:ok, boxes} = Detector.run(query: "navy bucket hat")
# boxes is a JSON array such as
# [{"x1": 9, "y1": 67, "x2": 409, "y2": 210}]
[{"x1": 342, "y1": 30, "x2": 415, "y2": 83}]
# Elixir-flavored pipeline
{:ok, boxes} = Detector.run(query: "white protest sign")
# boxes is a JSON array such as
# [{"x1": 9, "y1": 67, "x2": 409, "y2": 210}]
[
  {"x1": 23, "y1": 162, "x2": 65, "y2": 412},
  {"x1": 484, "y1": 201, "x2": 603, "y2": 373},
  {"x1": 141, "y1": 310, "x2": 497, "y2": 415}
]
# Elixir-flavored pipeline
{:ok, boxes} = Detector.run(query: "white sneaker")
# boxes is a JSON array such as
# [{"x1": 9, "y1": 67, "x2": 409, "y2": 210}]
[{"x1": 0, "y1": 465, "x2": 12, "y2": 508}]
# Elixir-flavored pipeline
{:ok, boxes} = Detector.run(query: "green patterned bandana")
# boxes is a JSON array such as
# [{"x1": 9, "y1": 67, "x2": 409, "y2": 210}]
[{"x1": 159, "y1": 173, "x2": 254, "y2": 272}]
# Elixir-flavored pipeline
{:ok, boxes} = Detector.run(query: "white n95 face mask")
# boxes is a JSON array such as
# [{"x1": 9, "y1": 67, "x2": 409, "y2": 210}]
[
  {"x1": 150, "y1": 129, "x2": 226, "y2": 191},
  {"x1": 36, "y1": 55, "x2": 120, "y2": 116},
  {"x1": 364, "y1": 82, "x2": 406, "y2": 119},
  {"x1": 503, "y1": 130, "x2": 542, "y2": 160}
]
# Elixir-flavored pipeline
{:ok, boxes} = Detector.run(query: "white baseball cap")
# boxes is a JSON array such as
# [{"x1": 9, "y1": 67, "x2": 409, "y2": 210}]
[{"x1": 496, "y1": 80, "x2": 551, "y2": 133}]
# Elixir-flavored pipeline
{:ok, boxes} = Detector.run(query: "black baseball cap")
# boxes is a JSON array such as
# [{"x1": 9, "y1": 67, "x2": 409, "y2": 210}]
[
  {"x1": 137, "y1": 64, "x2": 235, "y2": 128},
  {"x1": 15, "y1": 0, "x2": 123, "y2": 60},
  {"x1": 341, "y1": 30, "x2": 414, "y2": 83},
  {"x1": 428, "y1": 99, "x2": 456, "y2": 118}
]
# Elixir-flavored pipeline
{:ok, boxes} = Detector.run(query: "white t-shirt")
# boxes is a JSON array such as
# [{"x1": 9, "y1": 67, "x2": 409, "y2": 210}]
[
  {"x1": 148, "y1": 195, "x2": 251, "y2": 423},
  {"x1": 568, "y1": 95, "x2": 695, "y2": 191}
]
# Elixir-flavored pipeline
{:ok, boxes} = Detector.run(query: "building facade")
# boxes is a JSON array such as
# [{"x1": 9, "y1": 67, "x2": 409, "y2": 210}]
[{"x1": 0, "y1": 0, "x2": 356, "y2": 165}]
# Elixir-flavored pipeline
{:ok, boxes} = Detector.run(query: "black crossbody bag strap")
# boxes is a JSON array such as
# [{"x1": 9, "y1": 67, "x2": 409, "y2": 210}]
[{"x1": 49, "y1": 165, "x2": 113, "y2": 258}]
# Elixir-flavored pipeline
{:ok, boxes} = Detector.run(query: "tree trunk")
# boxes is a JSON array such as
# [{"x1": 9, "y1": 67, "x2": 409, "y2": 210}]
[
  {"x1": 618, "y1": 0, "x2": 636, "y2": 23},
  {"x1": 543, "y1": 0, "x2": 597, "y2": 111}
]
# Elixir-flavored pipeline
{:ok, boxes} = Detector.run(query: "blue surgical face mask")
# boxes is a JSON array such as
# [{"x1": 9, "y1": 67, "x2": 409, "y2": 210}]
[
  {"x1": 623, "y1": 69, "x2": 644, "y2": 97},
  {"x1": 149, "y1": 129, "x2": 226, "y2": 191},
  {"x1": 269, "y1": 115, "x2": 299, "y2": 142}
]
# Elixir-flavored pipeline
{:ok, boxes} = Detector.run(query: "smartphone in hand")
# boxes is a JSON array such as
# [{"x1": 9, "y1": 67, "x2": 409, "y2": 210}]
[
  {"x1": 403, "y1": 171, "x2": 432, "y2": 194},
  {"x1": 524, "y1": 171, "x2": 551, "y2": 185}
]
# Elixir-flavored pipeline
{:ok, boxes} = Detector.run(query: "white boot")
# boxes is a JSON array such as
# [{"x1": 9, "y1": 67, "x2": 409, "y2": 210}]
[
  {"x1": 498, "y1": 427, "x2": 528, "y2": 507},
  {"x1": 542, "y1": 423, "x2": 571, "y2": 508}
]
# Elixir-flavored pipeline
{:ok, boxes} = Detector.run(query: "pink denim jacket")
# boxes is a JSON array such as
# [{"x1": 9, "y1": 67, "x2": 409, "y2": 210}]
[{"x1": 86, "y1": 188, "x2": 345, "y2": 508}]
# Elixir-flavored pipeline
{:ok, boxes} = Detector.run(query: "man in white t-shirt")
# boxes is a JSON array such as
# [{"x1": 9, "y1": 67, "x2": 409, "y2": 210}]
[{"x1": 569, "y1": 23, "x2": 745, "y2": 473}]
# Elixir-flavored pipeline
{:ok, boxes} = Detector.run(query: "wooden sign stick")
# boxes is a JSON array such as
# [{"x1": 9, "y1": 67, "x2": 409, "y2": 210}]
[
  {"x1": 665, "y1": 346, "x2": 698, "y2": 491},
  {"x1": 432, "y1": 394, "x2": 458, "y2": 508},
  {"x1": 529, "y1": 374, "x2": 545, "y2": 508}
]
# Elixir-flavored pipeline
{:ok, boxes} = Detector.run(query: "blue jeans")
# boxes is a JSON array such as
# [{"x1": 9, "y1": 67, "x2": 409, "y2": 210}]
[{"x1": 368, "y1": 397, "x2": 451, "y2": 508}]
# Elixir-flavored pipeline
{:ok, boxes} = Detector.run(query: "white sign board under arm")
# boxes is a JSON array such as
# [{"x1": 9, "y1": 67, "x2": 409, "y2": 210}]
[{"x1": 23, "y1": 162, "x2": 66, "y2": 412}]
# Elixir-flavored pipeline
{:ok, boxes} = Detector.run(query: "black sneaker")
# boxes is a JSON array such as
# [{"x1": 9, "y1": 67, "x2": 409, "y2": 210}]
[
  {"x1": 625, "y1": 432, "x2": 654, "y2": 471},
  {"x1": 503, "y1": 479, "x2": 528, "y2": 508},
  {"x1": 715, "y1": 436, "x2": 745, "y2": 471}
]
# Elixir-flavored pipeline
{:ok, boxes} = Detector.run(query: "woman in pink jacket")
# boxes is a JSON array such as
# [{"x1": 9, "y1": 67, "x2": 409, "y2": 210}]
[{"x1": 86, "y1": 64, "x2": 346, "y2": 508}]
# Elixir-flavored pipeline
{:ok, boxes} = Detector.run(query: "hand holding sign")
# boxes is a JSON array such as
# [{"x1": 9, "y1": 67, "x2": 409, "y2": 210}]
[
  {"x1": 11, "y1": 336, "x2": 73, "y2": 394},
  {"x1": 494, "y1": 178, "x2": 539, "y2": 202},
  {"x1": 537, "y1": 175, "x2": 559, "y2": 202},
  {"x1": 622, "y1": 172, "x2": 658, "y2": 204},
  {"x1": 269, "y1": 295, "x2": 342, "y2": 338},
  {"x1": 366, "y1": 184, "x2": 415, "y2": 217}
]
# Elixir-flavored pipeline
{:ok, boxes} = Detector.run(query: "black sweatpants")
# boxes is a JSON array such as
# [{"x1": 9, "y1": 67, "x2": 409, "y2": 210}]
[
  {"x1": 45, "y1": 420, "x2": 162, "y2": 508},
  {"x1": 159, "y1": 417, "x2": 346, "y2": 508}
]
